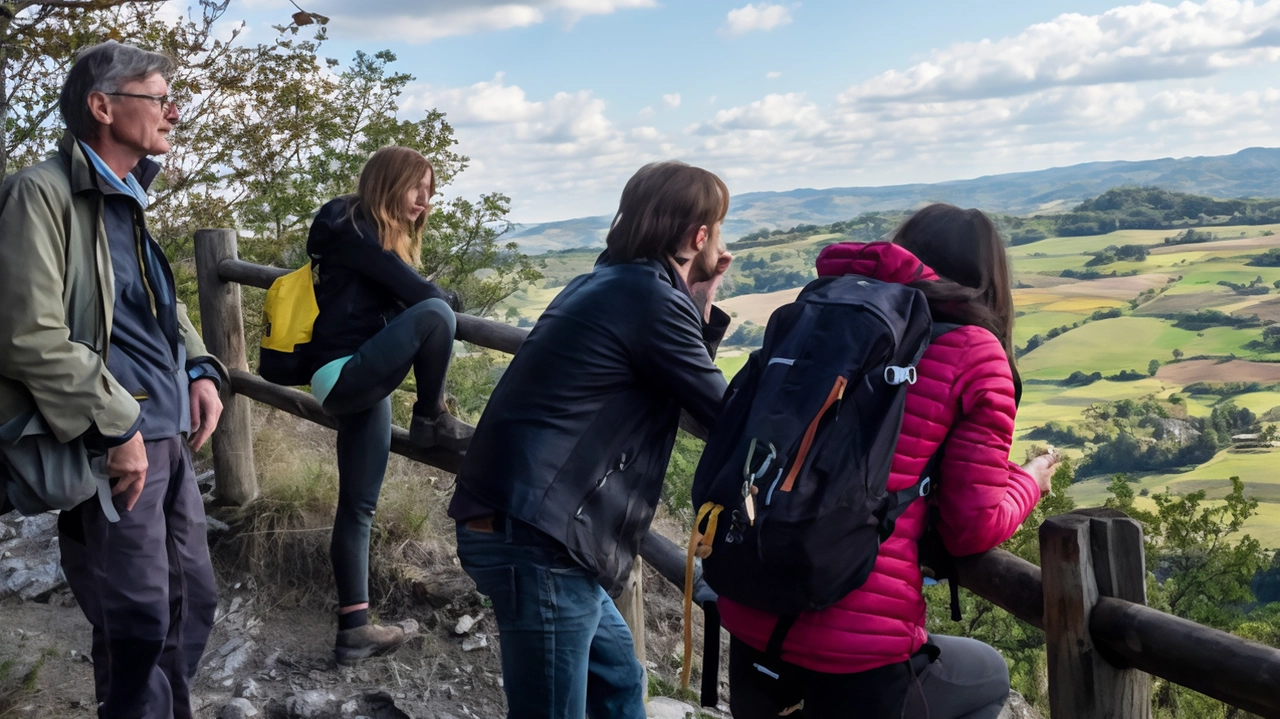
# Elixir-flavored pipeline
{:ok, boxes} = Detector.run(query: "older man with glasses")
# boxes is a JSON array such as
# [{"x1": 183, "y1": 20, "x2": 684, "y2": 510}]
[{"x1": 0, "y1": 41, "x2": 226, "y2": 719}]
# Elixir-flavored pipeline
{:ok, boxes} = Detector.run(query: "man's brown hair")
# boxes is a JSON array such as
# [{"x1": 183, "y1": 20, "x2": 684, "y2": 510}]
[{"x1": 605, "y1": 161, "x2": 730, "y2": 264}]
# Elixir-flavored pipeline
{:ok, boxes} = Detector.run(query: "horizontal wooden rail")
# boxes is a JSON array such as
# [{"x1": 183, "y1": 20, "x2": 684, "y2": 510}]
[
  {"x1": 946, "y1": 547, "x2": 1280, "y2": 717},
  {"x1": 1091, "y1": 597, "x2": 1280, "y2": 717},
  {"x1": 218, "y1": 259, "x2": 529, "y2": 354},
  {"x1": 230, "y1": 369, "x2": 463, "y2": 473}
]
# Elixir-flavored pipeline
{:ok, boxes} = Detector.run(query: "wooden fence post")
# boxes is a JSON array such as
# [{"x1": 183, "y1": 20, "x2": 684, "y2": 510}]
[
  {"x1": 615, "y1": 558, "x2": 647, "y2": 664},
  {"x1": 194, "y1": 229, "x2": 257, "y2": 506},
  {"x1": 1041, "y1": 511, "x2": 1151, "y2": 719}
]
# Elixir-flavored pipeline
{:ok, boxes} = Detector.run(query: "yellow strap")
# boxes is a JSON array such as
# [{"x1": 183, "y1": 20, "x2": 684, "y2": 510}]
[{"x1": 682, "y1": 502, "x2": 723, "y2": 691}]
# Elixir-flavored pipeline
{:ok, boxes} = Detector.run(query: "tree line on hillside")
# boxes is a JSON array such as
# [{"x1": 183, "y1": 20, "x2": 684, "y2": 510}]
[
  {"x1": 730, "y1": 187, "x2": 1280, "y2": 270},
  {"x1": 1052, "y1": 186, "x2": 1280, "y2": 237},
  {"x1": 1, "y1": 0, "x2": 541, "y2": 319},
  {"x1": 1024, "y1": 396, "x2": 1269, "y2": 478}
]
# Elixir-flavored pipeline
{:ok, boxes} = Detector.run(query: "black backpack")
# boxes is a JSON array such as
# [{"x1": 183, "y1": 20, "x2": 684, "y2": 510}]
[{"x1": 680, "y1": 274, "x2": 955, "y2": 700}]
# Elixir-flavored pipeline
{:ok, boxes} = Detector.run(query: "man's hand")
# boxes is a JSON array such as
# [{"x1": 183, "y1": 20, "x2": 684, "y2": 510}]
[
  {"x1": 108, "y1": 432, "x2": 148, "y2": 511},
  {"x1": 189, "y1": 378, "x2": 223, "y2": 452},
  {"x1": 689, "y1": 251, "x2": 733, "y2": 323}
]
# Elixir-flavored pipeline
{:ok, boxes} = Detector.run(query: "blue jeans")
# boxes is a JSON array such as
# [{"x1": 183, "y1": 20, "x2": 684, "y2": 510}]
[{"x1": 456, "y1": 520, "x2": 646, "y2": 719}]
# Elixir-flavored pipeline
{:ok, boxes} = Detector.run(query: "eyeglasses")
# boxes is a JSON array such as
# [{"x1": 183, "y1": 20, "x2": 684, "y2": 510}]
[{"x1": 106, "y1": 92, "x2": 177, "y2": 113}]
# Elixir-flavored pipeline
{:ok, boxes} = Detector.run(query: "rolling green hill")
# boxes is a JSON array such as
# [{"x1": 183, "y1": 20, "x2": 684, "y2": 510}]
[{"x1": 495, "y1": 199, "x2": 1280, "y2": 547}]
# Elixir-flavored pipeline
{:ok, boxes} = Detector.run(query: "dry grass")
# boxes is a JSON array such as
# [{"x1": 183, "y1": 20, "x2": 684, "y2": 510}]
[{"x1": 211, "y1": 405, "x2": 464, "y2": 615}]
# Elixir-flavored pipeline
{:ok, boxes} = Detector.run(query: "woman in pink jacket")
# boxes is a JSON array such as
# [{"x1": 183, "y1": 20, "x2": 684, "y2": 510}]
[{"x1": 718, "y1": 204, "x2": 1058, "y2": 718}]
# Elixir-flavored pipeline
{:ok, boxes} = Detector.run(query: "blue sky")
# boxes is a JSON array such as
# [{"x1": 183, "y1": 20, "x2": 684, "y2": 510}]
[{"x1": 225, "y1": 0, "x2": 1280, "y2": 222}]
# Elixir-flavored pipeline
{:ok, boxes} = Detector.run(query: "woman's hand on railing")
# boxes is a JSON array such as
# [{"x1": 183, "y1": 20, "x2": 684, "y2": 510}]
[{"x1": 1024, "y1": 447, "x2": 1060, "y2": 496}]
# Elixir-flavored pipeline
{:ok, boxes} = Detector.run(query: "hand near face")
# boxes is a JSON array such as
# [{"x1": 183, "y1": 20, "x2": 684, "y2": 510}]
[{"x1": 689, "y1": 249, "x2": 733, "y2": 323}]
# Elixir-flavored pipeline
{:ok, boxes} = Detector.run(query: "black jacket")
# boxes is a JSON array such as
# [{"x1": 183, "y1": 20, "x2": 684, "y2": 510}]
[
  {"x1": 305, "y1": 196, "x2": 450, "y2": 370},
  {"x1": 455, "y1": 257, "x2": 730, "y2": 594}
]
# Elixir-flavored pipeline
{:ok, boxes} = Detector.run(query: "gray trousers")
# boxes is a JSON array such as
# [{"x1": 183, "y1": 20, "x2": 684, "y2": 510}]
[
  {"x1": 57, "y1": 437, "x2": 217, "y2": 719},
  {"x1": 730, "y1": 634, "x2": 1010, "y2": 719}
]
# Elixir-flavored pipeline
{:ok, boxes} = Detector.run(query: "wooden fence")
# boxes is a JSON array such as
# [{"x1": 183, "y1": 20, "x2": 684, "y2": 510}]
[{"x1": 193, "y1": 229, "x2": 1280, "y2": 719}]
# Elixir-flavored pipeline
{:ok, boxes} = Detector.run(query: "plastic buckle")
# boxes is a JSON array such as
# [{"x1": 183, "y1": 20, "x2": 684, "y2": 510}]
[
  {"x1": 884, "y1": 365, "x2": 918, "y2": 386},
  {"x1": 919, "y1": 476, "x2": 932, "y2": 498}
]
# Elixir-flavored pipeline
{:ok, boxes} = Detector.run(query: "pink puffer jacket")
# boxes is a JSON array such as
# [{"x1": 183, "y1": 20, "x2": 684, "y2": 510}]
[{"x1": 717, "y1": 241, "x2": 1041, "y2": 674}]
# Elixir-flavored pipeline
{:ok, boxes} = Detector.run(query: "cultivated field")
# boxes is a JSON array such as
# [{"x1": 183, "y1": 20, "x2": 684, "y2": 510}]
[{"x1": 499, "y1": 222, "x2": 1280, "y2": 546}]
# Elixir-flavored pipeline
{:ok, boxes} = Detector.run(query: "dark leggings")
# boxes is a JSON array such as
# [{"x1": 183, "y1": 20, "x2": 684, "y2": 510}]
[
  {"x1": 728, "y1": 634, "x2": 1010, "y2": 719},
  {"x1": 323, "y1": 298, "x2": 456, "y2": 607}
]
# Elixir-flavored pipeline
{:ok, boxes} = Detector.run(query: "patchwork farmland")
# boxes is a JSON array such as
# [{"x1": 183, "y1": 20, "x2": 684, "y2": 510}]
[{"x1": 499, "y1": 220, "x2": 1280, "y2": 547}]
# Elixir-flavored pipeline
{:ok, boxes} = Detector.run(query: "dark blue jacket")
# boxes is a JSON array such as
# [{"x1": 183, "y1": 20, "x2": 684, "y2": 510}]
[{"x1": 88, "y1": 149, "x2": 217, "y2": 443}]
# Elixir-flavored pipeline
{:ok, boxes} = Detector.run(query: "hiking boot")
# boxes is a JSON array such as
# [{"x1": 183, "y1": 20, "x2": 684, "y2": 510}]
[
  {"x1": 334, "y1": 623, "x2": 407, "y2": 666},
  {"x1": 409, "y1": 411, "x2": 475, "y2": 453}
]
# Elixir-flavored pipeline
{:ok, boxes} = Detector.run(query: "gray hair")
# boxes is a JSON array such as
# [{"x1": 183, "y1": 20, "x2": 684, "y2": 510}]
[{"x1": 59, "y1": 41, "x2": 176, "y2": 140}]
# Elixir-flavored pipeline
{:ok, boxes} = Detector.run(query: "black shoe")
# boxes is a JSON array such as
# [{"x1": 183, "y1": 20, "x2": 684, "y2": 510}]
[{"x1": 409, "y1": 412, "x2": 475, "y2": 453}]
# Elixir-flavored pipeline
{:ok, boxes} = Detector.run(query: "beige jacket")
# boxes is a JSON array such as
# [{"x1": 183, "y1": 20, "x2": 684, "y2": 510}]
[{"x1": 0, "y1": 133, "x2": 219, "y2": 443}]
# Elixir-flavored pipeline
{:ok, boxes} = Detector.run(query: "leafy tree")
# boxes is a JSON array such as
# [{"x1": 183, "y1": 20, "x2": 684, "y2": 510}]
[
  {"x1": 1106, "y1": 477, "x2": 1274, "y2": 715},
  {"x1": 1148, "y1": 359, "x2": 1160, "y2": 376},
  {"x1": 4, "y1": 2, "x2": 540, "y2": 314},
  {"x1": 424, "y1": 193, "x2": 544, "y2": 317},
  {"x1": 1172, "y1": 348, "x2": 1184, "y2": 360}
]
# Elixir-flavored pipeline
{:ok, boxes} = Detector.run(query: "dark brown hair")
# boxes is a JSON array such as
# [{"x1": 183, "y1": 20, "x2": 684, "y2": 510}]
[
  {"x1": 891, "y1": 203, "x2": 1017, "y2": 363},
  {"x1": 605, "y1": 161, "x2": 730, "y2": 263}
]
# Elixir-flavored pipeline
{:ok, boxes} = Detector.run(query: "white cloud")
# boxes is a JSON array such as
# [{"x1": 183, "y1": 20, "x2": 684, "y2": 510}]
[
  {"x1": 703, "y1": 93, "x2": 823, "y2": 131},
  {"x1": 395, "y1": 1, "x2": 1280, "y2": 223},
  {"x1": 766, "y1": 71, "x2": 782, "y2": 79},
  {"x1": 842, "y1": 0, "x2": 1280, "y2": 103},
  {"x1": 310, "y1": 0, "x2": 656, "y2": 42},
  {"x1": 663, "y1": 93, "x2": 682, "y2": 108},
  {"x1": 720, "y1": 3, "x2": 794, "y2": 37}
]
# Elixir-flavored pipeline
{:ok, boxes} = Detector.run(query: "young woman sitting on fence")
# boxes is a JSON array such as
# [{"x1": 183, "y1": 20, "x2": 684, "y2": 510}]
[
  {"x1": 303, "y1": 145, "x2": 473, "y2": 663},
  {"x1": 717, "y1": 204, "x2": 1059, "y2": 718}
]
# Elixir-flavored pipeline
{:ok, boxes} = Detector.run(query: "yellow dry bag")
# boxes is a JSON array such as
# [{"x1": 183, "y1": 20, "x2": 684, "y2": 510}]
[{"x1": 259, "y1": 262, "x2": 319, "y2": 385}]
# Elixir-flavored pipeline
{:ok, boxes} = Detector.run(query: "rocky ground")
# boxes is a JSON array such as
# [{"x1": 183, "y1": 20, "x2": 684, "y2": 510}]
[
  {"x1": 0, "y1": 507, "x2": 1041, "y2": 719},
  {"x1": 0, "y1": 502, "x2": 710, "y2": 719}
]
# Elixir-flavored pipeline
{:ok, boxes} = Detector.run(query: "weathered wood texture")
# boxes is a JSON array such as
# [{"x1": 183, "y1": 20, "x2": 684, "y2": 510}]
[
  {"x1": 1040, "y1": 514, "x2": 1151, "y2": 719},
  {"x1": 952, "y1": 548, "x2": 1044, "y2": 630},
  {"x1": 1092, "y1": 598, "x2": 1280, "y2": 718},
  {"x1": 193, "y1": 231, "x2": 257, "y2": 505}
]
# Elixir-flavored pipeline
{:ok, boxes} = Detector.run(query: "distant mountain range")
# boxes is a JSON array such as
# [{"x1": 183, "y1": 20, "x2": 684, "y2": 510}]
[{"x1": 506, "y1": 147, "x2": 1280, "y2": 254}]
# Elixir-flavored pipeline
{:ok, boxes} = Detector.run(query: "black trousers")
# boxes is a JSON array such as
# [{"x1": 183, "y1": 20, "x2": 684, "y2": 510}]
[
  {"x1": 57, "y1": 437, "x2": 217, "y2": 719},
  {"x1": 729, "y1": 634, "x2": 1010, "y2": 719},
  {"x1": 322, "y1": 298, "x2": 456, "y2": 607}
]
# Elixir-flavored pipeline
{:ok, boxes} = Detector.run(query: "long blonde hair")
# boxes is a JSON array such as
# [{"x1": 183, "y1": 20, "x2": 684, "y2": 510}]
[{"x1": 353, "y1": 146, "x2": 435, "y2": 266}]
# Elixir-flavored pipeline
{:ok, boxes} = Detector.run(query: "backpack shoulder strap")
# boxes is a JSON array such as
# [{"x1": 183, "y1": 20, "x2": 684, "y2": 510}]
[{"x1": 930, "y1": 322, "x2": 962, "y2": 342}]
